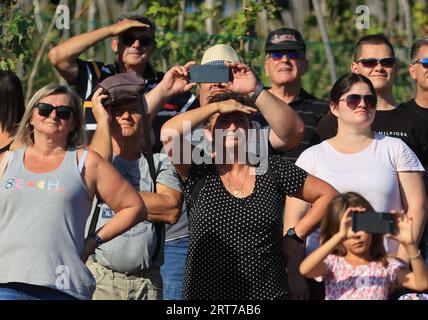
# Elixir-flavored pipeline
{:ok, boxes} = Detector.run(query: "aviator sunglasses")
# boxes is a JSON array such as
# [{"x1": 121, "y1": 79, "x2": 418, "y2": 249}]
[
  {"x1": 338, "y1": 94, "x2": 377, "y2": 110},
  {"x1": 36, "y1": 103, "x2": 74, "y2": 120},
  {"x1": 413, "y1": 58, "x2": 428, "y2": 68},
  {"x1": 357, "y1": 57, "x2": 395, "y2": 68},
  {"x1": 120, "y1": 34, "x2": 153, "y2": 47},
  {"x1": 269, "y1": 51, "x2": 303, "y2": 60}
]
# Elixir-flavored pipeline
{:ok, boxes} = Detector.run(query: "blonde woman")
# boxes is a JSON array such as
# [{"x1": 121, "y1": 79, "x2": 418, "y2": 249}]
[{"x1": 0, "y1": 84, "x2": 147, "y2": 300}]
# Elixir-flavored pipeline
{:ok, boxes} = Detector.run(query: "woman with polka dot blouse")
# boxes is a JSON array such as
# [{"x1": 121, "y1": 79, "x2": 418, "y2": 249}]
[{"x1": 161, "y1": 92, "x2": 337, "y2": 300}]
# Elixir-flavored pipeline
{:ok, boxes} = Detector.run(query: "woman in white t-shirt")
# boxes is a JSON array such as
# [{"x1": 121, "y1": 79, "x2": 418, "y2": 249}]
[{"x1": 284, "y1": 73, "x2": 426, "y2": 270}]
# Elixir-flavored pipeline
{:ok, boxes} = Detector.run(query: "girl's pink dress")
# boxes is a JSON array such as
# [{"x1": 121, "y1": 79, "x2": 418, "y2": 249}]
[{"x1": 323, "y1": 254, "x2": 405, "y2": 300}]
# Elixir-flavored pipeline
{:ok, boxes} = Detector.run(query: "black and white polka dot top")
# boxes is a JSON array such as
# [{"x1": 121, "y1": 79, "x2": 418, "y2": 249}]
[{"x1": 182, "y1": 155, "x2": 308, "y2": 300}]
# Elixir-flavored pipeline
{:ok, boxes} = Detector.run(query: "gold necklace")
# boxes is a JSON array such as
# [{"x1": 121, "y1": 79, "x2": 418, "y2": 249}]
[{"x1": 225, "y1": 165, "x2": 250, "y2": 196}]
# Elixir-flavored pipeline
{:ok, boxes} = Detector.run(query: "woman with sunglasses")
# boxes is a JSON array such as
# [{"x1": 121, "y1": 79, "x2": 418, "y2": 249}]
[
  {"x1": 285, "y1": 73, "x2": 426, "y2": 274},
  {"x1": 0, "y1": 84, "x2": 147, "y2": 300}
]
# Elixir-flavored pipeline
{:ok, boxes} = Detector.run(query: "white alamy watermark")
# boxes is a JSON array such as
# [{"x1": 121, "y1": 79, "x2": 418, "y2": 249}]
[
  {"x1": 55, "y1": 5, "x2": 71, "y2": 30},
  {"x1": 355, "y1": 5, "x2": 370, "y2": 30},
  {"x1": 55, "y1": 265, "x2": 70, "y2": 290}
]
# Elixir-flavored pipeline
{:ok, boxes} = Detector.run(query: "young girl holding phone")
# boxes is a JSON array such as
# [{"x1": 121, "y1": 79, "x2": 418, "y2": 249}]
[{"x1": 300, "y1": 192, "x2": 428, "y2": 300}]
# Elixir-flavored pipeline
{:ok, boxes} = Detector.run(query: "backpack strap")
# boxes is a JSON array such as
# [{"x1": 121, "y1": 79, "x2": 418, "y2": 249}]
[
  {"x1": 78, "y1": 148, "x2": 89, "y2": 174},
  {"x1": 90, "y1": 61, "x2": 102, "y2": 80},
  {"x1": 187, "y1": 175, "x2": 207, "y2": 212},
  {"x1": 87, "y1": 198, "x2": 101, "y2": 237}
]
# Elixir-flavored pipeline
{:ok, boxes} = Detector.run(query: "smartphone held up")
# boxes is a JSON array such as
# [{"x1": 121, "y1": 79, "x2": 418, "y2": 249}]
[
  {"x1": 352, "y1": 211, "x2": 396, "y2": 234},
  {"x1": 189, "y1": 64, "x2": 231, "y2": 83}
]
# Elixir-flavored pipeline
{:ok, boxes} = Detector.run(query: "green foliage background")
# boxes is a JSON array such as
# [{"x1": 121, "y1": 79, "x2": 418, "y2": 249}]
[{"x1": 1, "y1": 0, "x2": 427, "y2": 102}]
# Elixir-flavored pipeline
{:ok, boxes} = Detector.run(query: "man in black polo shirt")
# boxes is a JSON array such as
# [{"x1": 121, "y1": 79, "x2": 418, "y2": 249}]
[
  {"x1": 48, "y1": 12, "x2": 195, "y2": 144},
  {"x1": 404, "y1": 38, "x2": 428, "y2": 267},
  {"x1": 263, "y1": 28, "x2": 329, "y2": 300},
  {"x1": 263, "y1": 27, "x2": 329, "y2": 163}
]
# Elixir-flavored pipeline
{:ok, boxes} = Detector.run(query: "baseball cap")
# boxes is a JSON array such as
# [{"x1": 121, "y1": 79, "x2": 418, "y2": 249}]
[
  {"x1": 96, "y1": 73, "x2": 147, "y2": 107},
  {"x1": 201, "y1": 44, "x2": 241, "y2": 65},
  {"x1": 265, "y1": 28, "x2": 306, "y2": 53}
]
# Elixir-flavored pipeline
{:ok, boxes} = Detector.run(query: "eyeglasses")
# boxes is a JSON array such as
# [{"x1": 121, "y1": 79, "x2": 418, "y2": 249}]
[
  {"x1": 120, "y1": 34, "x2": 153, "y2": 47},
  {"x1": 412, "y1": 58, "x2": 428, "y2": 68},
  {"x1": 338, "y1": 94, "x2": 377, "y2": 110},
  {"x1": 269, "y1": 51, "x2": 303, "y2": 60},
  {"x1": 357, "y1": 57, "x2": 395, "y2": 68},
  {"x1": 36, "y1": 103, "x2": 74, "y2": 120}
]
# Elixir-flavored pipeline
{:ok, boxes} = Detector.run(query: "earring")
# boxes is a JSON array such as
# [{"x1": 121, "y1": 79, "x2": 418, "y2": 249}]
[{"x1": 25, "y1": 123, "x2": 34, "y2": 134}]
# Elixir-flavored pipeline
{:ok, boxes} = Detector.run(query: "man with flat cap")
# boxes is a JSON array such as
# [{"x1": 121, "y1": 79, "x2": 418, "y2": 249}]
[{"x1": 86, "y1": 72, "x2": 188, "y2": 300}]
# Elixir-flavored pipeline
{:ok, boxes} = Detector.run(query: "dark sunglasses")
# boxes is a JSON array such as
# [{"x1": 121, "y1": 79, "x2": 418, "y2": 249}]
[
  {"x1": 269, "y1": 51, "x2": 303, "y2": 60},
  {"x1": 357, "y1": 57, "x2": 395, "y2": 68},
  {"x1": 413, "y1": 58, "x2": 428, "y2": 68},
  {"x1": 120, "y1": 34, "x2": 153, "y2": 47},
  {"x1": 36, "y1": 103, "x2": 74, "y2": 120},
  {"x1": 339, "y1": 94, "x2": 377, "y2": 110}
]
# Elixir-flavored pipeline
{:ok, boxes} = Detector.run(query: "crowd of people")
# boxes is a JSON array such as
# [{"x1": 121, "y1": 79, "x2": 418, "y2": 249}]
[{"x1": 0, "y1": 11, "x2": 427, "y2": 300}]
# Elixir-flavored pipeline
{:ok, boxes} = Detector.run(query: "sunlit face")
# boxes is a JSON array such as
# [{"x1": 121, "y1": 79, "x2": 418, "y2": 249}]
[
  {"x1": 112, "y1": 27, "x2": 156, "y2": 69},
  {"x1": 409, "y1": 45, "x2": 428, "y2": 92},
  {"x1": 351, "y1": 44, "x2": 396, "y2": 92},
  {"x1": 343, "y1": 230, "x2": 372, "y2": 256},
  {"x1": 32, "y1": 93, "x2": 75, "y2": 140},
  {"x1": 110, "y1": 102, "x2": 143, "y2": 138},
  {"x1": 205, "y1": 105, "x2": 251, "y2": 150},
  {"x1": 264, "y1": 50, "x2": 308, "y2": 86},
  {"x1": 331, "y1": 82, "x2": 376, "y2": 128}
]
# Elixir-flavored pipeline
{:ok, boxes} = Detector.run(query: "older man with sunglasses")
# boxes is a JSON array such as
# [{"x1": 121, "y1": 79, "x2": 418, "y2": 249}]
[
  {"x1": 264, "y1": 28, "x2": 329, "y2": 163},
  {"x1": 262, "y1": 28, "x2": 329, "y2": 301},
  {"x1": 49, "y1": 12, "x2": 195, "y2": 144}
]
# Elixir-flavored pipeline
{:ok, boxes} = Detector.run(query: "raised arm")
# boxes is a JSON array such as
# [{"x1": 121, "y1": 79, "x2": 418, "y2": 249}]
[
  {"x1": 161, "y1": 100, "x2": 256, "y2": 180},
  {"x1": 89, "y1": 88, "x2": 112, "y2": 160},
  {"x1": 396, "y1": 171, "x2": 428, "y2": 263},
  {"x1": 225, "y1": 62, "x2": 305, "y2": 153},
  {"x1": 299, "y1": 207, "x2": 357, "y2": 278},
  {"x1": 144, "y1": 62, "x2": 196, "y2": 125},
  {"x1": 391, "y1": 214, "x2": 428, "y2": 292},
  {"x1": 48, "y1": 19, "x2": 150, "y2": 84}
]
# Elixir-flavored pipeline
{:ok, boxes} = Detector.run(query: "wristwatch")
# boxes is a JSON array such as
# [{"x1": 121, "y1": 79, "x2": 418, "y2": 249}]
[
  {"x1": 249, "y1": 82, "x2": 265, "y2": 104},
  {"x1": 89, "y1": 232, "x2": 103, "y2": 247},
  {"x1": 285, "y1": 227, "x2": 305, "y2": 244}
]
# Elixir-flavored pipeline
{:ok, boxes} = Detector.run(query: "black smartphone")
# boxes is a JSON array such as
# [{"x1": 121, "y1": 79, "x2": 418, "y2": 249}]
[
  {"x1": 352, "y1": 211, "x2": 396, "y2": 234},
  {"x1": 189, "y1": 64, "x2": 230, "y2": 83}
]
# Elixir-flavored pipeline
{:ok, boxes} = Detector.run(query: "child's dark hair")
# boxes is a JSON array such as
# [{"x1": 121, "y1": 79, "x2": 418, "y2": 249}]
[{"x1": 320, "y1": 192, "x2": 386, "y2": 261}]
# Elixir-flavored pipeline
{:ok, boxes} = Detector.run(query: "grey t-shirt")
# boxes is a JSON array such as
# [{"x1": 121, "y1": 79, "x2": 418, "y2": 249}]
[
  {"x1": 88, "y1": 153, "x2": 182, "y2": 273},
  {"x1": 0, "y1": 147, "x2": 94, "y2": 300}
]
